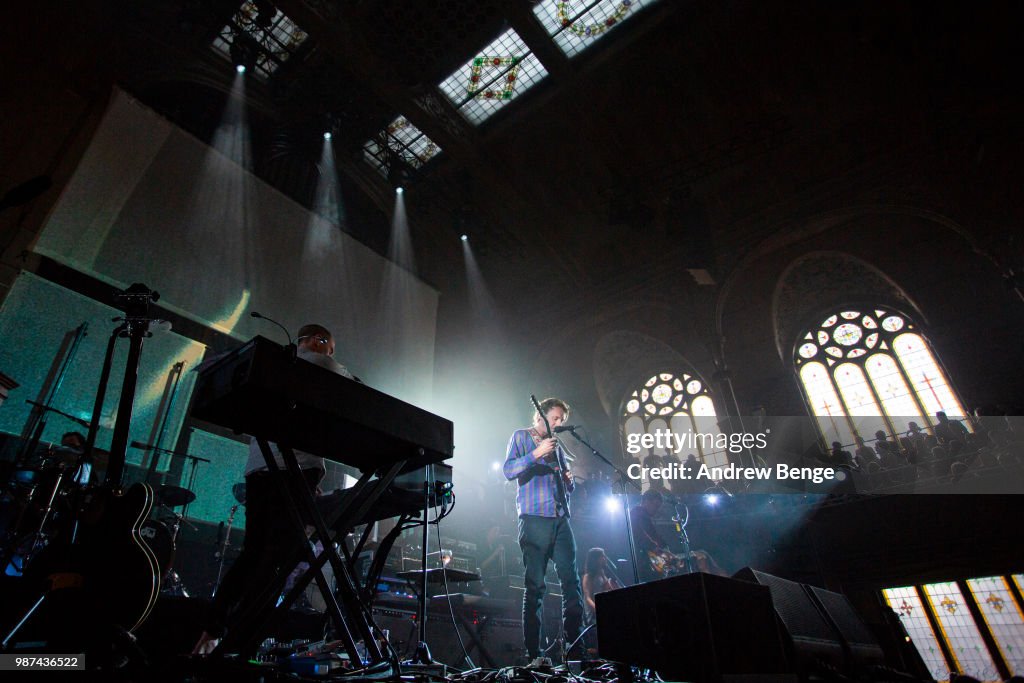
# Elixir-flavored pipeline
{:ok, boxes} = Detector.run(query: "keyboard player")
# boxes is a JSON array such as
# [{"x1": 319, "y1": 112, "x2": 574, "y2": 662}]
[{"x1": 192, "y1": 323, "x2": 357, "y2": 655}]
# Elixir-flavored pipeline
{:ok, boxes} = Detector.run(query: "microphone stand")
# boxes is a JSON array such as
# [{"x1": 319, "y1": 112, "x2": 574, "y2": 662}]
[
  {"x1": 671, "y1": 501, "x2": 695, "y2": 575},
  {"x1": 561, "y1": 428, "x2": 642, "y2": 584},
  {"x1": 250, "y1": 312, "x2": 297, "y2": 361}
]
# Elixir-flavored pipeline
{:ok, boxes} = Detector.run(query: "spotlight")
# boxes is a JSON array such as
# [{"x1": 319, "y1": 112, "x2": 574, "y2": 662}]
[
  {"x1": 460, "y1": 234, "x2": 468, "y2": 242},
  {"x1": 604, "y1": 496, "x2": 621, "y2": 513},
  {"x1": 396, "y1": 187, "x2": 404, "y2": 195},
  {"x1": 323, "y1": 131, "x2": 332, "y2": 140},
  {"x1": 705, "y1": 493, "x2": 720, "y2": 506},
  {"x1": 229, "y1": 33, "x2": 257, "y2": 73}
]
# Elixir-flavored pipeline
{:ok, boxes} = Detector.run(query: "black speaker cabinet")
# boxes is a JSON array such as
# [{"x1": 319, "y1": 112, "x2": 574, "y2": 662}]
[
  {"x1": 595, "y1": 572, "x2": 794, "y2": 682},
  {"x1": 806, "y1": 585, "x2": 885, "y2": 667},
  {"x1": 373, "y1": 606, "x2": 523, "y2": 669},
  {"x1": 733, "y1": 567, "x2": 846, "y2": 669},
  {"x1": 733, "y1": 568, "x2": 886, "y2": 673}
]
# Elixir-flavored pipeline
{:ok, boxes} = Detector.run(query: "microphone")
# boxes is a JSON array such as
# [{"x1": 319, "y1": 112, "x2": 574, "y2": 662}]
[
  {"x1": 552, "y1": 425, "x2": 579, "y2": 434},
  {"x1": 250, "y1": 311, "x2": 293, "y2": 346}
]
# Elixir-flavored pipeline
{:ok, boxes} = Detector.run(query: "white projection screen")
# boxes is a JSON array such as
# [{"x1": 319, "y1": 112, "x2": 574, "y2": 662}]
[
  {"x1": 33, "y1": 88, "x2": 438, "y2": 405},
  {"x1": 0, "y1": 89, "x2": 439, "y2": 525}
]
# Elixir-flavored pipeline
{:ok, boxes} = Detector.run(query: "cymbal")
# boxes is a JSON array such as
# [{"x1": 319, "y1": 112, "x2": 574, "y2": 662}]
[
  {"x1": 397, "y1": 567, "x2": 481, "y2": 583},
  {"x1": 156, "y1": 485, "x2": 196, "y2": 507},
  {"x1": 232, "y1": 483, "x2": 246, "y2": 504}
]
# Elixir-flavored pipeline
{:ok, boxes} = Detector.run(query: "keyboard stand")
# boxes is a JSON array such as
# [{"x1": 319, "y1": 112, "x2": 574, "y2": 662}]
[{"x1": 216, "y1": 438, "x2": 406, "y2": 668}]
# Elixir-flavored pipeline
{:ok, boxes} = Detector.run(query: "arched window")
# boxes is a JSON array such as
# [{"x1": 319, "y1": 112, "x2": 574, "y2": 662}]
[
  {"x1": 622, "y1": 371, "x2": 728, "y2": 470},
  {"x1": 794, "y1": 308, "x2": 968, "y2": 447}
]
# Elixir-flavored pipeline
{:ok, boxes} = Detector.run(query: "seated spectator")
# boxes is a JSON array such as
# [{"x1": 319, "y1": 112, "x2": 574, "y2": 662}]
[
  {"x1": 903, "y1": 421, "x2": 933, "y2": 471},
  {"x1": 874, "y1": 430, "x2": 903, "y2": 469},
  {"x1": 829, "y1": 441, "x2": 855, "y2": 468},
  {"x1": 853, "y1": 435, "x2": 878, "y2": 471}
]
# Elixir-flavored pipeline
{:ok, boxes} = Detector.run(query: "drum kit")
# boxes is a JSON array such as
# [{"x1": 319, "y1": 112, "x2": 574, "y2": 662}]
[
  {"x1": 1, "y1": 443, "x2": 96, "y2": 576},
  {"x1": 3, "y1": 440, "x2": 346, "y2": 607},
  {"x1": 0, "y1": 441, "x2": 199, "y2": 598}
]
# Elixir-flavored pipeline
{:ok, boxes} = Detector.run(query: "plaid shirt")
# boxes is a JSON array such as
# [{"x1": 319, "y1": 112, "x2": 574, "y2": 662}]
[{"x1": 503, "y1": 428, "x2": 575, "y2": 518}]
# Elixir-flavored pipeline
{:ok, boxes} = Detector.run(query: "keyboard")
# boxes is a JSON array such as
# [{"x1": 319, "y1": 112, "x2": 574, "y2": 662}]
[{"x1": 191, "y1": 336, "x2": 454, "y2": 472}]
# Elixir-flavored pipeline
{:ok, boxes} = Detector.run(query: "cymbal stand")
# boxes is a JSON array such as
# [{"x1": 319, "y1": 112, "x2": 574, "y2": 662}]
[
  {"x1": 180, "y1": 452, "x2": 204, "y2": 520},
  {"x1": 0, "y1": 466, "x2": 68, "y2": 575},
  {"x1": 161, "y1": 507, "x2": 190, "y2": 596},
  {"x1": 211, "y1": 503, "x2": 239, "y2": 597},
  {"x1": 22, "y1": 467, "x2": 70, "y2": 564}
]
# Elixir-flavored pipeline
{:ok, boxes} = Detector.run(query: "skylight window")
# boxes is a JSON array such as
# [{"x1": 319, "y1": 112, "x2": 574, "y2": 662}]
[
  {"x1": 211, "y1": 1, "x2": 309, "y2": 78},
  {"x1": 532, "y1": 0, "x2": 659, "y2": 58},
  {"x1": 362, "y1": 117, "x2": 442, "y2": 179},
  {"x1": 438, "y1": 28, "x2": 549, "y2": 125}
]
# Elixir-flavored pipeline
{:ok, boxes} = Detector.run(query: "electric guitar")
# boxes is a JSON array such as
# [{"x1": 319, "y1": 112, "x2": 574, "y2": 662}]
[
  {"x1": 647, "y1": 548, "x2": 687, "y2": 577},
  {"x1": 58, "y1": 482, "x2": 161, "y2": 631},
  {"x1": 647, "y1": 548, "x2": 723, "y2": 578}
]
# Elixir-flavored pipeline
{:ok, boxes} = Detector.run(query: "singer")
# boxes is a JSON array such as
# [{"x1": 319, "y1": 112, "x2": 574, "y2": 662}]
[
  {"x1": 192, "y1": 323, "x2": 355, "y2": 655},
  {"x1": 502, "y1": 397, "x2": 583, "y2": 663}
]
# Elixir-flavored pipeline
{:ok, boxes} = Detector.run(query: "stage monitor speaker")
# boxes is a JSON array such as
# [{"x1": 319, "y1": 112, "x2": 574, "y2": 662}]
[
  {"x1": 733, "y1": 567, "x2": 845, "y2": 669},
  {"x1": 806, "y1": 585, "x2": 886, "y2": 667},
  {"x1": 595, "y1": 572, "x2": 794, "y2": 682},
  {"x1": 733, "y1": 568, "x2": 886, "y2": 673}
]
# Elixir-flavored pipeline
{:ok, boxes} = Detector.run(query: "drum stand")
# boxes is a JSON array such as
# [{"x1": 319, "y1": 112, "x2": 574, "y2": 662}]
[
  {"x1": 21, "y1": 467, "x2": 70, "y2": 566},
  {"x1": 159, "y1": 508, "x2": 190, "y2": 597},
  {"x1": 1, "y1": 464, "x2": 70, "y2": 575}
]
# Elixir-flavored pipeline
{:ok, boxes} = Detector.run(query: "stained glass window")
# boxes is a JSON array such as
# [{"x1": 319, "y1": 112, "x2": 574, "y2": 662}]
[
  {"x1": 882, "y1": 586, "x2": 951, "y2": 682},
  {"x1": 922, "y1": 582, "x2": 1001, "y2": 682},
  {"x1": 966, "y1": 576, "x2": 1024, "y2": 675},
  {"x1": 211, "y1": 2, "x2": 309, "y2": 78},
  {"x1": 362, "y1": 116, "x2": 442, "y2": 179},
  {"x1": 532, "y1": 0, "x2": 661, "y2": 58},
  {"x1": 794, "y1": 308, "x2": 968, "y2": 449},
  {"x1": 800, "y1": 361, "x2": 856, "y2": 447},
  {"x1": 438, "y1": 28, "x2": 549, "y2": 125},
  {"x1": 621, "y1": 371, "x2": 727, "y2": 480}
]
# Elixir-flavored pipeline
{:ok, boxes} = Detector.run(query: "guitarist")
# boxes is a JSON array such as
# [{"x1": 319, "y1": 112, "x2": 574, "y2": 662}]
[
  {"x1": 502, "y1": 397, "x2": 583, "y2": 664},
  {"x1": 630, "y1": 489, "x2": 669, "y2": 582}
]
